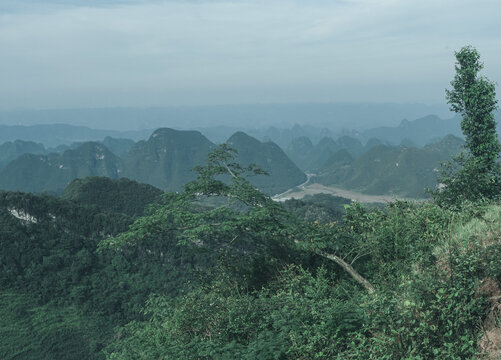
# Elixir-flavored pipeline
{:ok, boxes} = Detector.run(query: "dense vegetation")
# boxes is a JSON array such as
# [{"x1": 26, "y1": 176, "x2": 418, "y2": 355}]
[
  {"x1": 61, "y1": 177, "x2": 164, "y2": 217},
  {"x1": 100, "y1": 144, "x2": 501, "y2": 359},
  {"x1": 1, "y1": 46, "x2": 500, "y2": 359},
  {"x1": 1, "y1": 143, "x2": 500, "y2": 359},
  {"x1": 0, "y1": 189, "x2": 221, "y2": 359}
]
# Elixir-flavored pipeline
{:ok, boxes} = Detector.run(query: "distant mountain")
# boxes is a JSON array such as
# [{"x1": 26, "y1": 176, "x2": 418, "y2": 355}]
[
  {"x1": 102, "y1": 137, "x2": 136, "y2": 157},
  {"x1": 0, "y1": 142, "x2": 122, "y2": 194},
  {"x1": 286, "y1": 136, "x2": 363, "y2": 172},
  {"x1": 0, "y1": 124, "x2": 150, "y2": 148},
  {"x1": 364, "y1": 138, "x2": 386, "y2": 151},
  {"x1": 321, "y1": 149, "x2": 354, "y2": 172},
  {"x1": 61, "y1": 177, "x2": 163, "y2": 217},
  {"x1": 121, "y1": 128, "x2": 215, "y2": 192},
  {"x1": 285, "y1": 136, "x2": 315, "y2": 171},
  {"x1": 0, "y1": 128, "x2": 307, "y2": 195},
  {"x1": 0, "y1": 103, "x2": 454, "y2": 132},
  {"x1": 316, "y1": 135, "x2": 465, "y2": 198},
  {"x1": 0, "y1": 140, "x2": 46, "y2": 171},
  {"x1": 336, "y1": 136, "x2": 364, "y2": 157},
  {"x1": 249, "y1": 124, "x2": 337, "y2": 149},
  {"x1": 359, "y1": 115, "x2": 462, "y2": 146},
  {"x1": 227, "y1": 132, "x2": 307, "y2": 194}
]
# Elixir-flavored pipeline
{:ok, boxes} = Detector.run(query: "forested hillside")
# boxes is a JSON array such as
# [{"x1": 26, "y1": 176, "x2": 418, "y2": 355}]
[
  {"x1": 316, "y1": 135, "x2": 465, "y2": 198},
  {"x1": 61, "y1": 177, "x2": 164, "y2": 217},
  {"x1": 0, "y1": 140, "x2": 46, "y2": 171},
  {"x1": 1, "y1": 140, "x2": 500, "y2": 359},
  {"x1": 0, "y1": 142, "x2": 122, "y2": 194}
]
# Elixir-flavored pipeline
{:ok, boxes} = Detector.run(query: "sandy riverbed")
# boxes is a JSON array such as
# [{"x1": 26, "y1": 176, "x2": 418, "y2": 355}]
[{"x1": 273, "y1": 183, "x2": 422, "y2": 204}]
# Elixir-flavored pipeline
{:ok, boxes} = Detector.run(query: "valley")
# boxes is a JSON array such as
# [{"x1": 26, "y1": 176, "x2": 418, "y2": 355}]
[
  {"x1": 0, "y1": 111, "x2": 499, "y2": 359},
  {"x1": 273, "y1": 182, "x2": 418, "y2": 203},
  {"x1": 1, "y1": 1, "x2": 500, "y2": 356}
]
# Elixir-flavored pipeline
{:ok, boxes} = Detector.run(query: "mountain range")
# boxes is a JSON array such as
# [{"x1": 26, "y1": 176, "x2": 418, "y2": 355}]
[
  {"x1": 0, "y1": 123, "x2": 151, "y2": 148},
  {"x1": 356, "y1": 114, "x2": 463, "y2": 146},
  {"x1": 0, "y1": 140, "x2": 46, "y2": 171},
  {"x1": 0, "y1": 142, "x2": 122, "y2": 194},
  {"x1": 315, "y1": 134, "x2": 465, "y2": 198},
  {"x1": 0, "y1": 128, "x2": 307, "y2": 195}
]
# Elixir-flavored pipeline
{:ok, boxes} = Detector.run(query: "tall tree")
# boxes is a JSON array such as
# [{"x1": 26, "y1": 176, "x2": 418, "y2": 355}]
[
  {"x1": 434, "y1": 46, "x2": 501, "y2": 206},
  {"x1": 101, "y1": 144, "x2": 375, "y2": 292}
]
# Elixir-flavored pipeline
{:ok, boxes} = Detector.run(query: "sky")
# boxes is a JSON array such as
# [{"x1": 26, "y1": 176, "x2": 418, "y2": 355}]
[{"x1": 0, "y1": 0, "x2": 500, "y2": 109}]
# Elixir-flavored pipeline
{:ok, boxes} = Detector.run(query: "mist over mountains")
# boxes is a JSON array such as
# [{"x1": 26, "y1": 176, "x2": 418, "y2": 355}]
[
  {"x1": 0, "y1": 104, "x2": 498, "y2": 198},
  {"x1": 0, "y1": 103, "x2": 453, "y2": 132}
]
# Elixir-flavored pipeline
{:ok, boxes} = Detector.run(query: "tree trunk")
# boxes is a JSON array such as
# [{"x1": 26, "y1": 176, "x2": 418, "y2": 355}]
[{"x1": 316, "y1": 250, "x2": 375, "y2": 293}]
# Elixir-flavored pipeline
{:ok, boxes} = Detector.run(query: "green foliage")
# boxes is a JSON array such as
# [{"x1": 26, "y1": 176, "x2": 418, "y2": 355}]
[
  {"x1": 102, "y1": 144, "x2": 303, "y2": 291},
  {"x1": 2, "y1": 143, "x2": 500, "y2": 359},
  {"x1": 343, "y1": 257, "x2": 487, "y2": 359},
  {"x1": 61, "y1": 176, "x2": 163, "y2": 217},
  {"x1": 105, "y1": 265, "x2": 364, "y2": 360},
  {"x1": 282, "y1": 193, "x2": 351, "y2": 223},
  {"x1": 0, "y1": 189, "x2": 219, "y2": 356},
  {"x1": 0, "y1": 291, "x2": 107, "y2": 360},
  {"x1": 434, "y1": 46, "x2": 501, "y2": 207}
]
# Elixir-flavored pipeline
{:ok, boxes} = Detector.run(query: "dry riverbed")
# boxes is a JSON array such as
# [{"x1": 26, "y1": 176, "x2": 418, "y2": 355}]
[{"x1": 273, "y1": 183, "x2": 421, "y2": 204}]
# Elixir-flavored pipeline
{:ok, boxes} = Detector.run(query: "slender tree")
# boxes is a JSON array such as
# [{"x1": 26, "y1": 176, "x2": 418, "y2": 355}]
[{"x1": 434, "y1": 46, "x2": 501, "y2": 206}]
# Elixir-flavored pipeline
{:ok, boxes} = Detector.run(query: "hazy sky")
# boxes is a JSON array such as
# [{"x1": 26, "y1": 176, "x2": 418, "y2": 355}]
[{"x1": 1, "y1": 0, "x2": 500, "y2": 109}]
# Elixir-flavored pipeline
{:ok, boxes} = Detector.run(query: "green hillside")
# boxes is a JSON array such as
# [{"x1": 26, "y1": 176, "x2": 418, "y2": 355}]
[
  {"x1": 227, "y1": 131, "x2": 307, "y2": 194},
  {"x1": 0, "y1": 142, "x2": 122, "y2": 194},
  {"x1": 0, "y1": 189, "x2": 221, "y2": 359},
  {"x1": 61, "y1": 177, "x2": 163, "y2": 217},
  {"x1": 285, "y1": 136, "x2": 314, "y2": 171},
  {"x1": 317, "y1": 135, "x2": 465, "y2": 198},
  {"x1": 121, "y1": 128, "x2": 215, "y2": 192},
  {"x1": 0, "y1": 140, "x2": 46, "y2": 171},
  {"x1": 0, "y1": 129, "x2": 306, "y2": 196}
]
